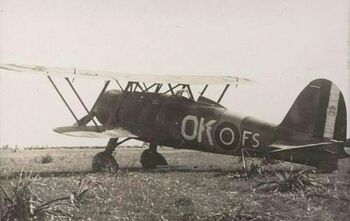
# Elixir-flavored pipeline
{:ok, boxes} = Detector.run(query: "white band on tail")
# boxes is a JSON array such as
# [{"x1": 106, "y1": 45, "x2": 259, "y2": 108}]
[{"x1": 323, "y1": 83, "x2": 340, "y2": 139}]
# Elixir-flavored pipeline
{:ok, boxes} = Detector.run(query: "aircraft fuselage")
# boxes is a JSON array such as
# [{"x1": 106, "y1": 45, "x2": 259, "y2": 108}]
[{"x1": 95, "y1": 90, "x2": 278, "y2": 157}]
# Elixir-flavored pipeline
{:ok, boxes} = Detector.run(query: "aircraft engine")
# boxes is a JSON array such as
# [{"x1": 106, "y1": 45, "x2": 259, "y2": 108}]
[{"x1": 94, "y1": 90, "x2": 123, "y2": 126}]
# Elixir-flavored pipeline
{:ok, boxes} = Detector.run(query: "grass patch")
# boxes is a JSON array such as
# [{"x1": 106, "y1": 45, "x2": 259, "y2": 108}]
[
  {"x1": 255, "y1": 167, "x2": 327, "y2": 193},
  {"x1": 0, "y1": 172, "x2": 106, "y2": 220},
  {"x1": 1, "y1": 147, "x2": 349, "y2": 220}
]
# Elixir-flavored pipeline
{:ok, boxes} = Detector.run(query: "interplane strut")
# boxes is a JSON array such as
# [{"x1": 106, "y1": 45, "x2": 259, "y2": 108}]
[{"x1": 47, "y1": 76, "x2": 111, "y2": 131}]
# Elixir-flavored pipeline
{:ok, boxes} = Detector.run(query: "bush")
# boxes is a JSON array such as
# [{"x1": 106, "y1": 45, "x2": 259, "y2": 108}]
[{"x1": 40, "y1": 155, "x2": 53, "y2": 164}]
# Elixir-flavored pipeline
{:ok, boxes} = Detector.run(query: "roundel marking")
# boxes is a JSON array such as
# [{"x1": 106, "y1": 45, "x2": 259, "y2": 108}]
[
  {"x1": 214, "y1": 122, "x2": 240, "y2": 150},
  {"x1": 219, "y1": 128, "x2": 235, "y2": 145}
]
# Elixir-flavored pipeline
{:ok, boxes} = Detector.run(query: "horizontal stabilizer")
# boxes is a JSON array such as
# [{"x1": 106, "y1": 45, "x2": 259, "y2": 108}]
[
  {"x1": 269, "y1": 141, "x2": 334, "y2": 153},
  {"x1": 53, "y1": 125, "x2": 136, "y2": 138},
  {"x1": 0, "y1": 63, "x2": 253, "y2": 85},
  {"x1": 269, "y1": 140, "x2": 339, "y2": 171}
]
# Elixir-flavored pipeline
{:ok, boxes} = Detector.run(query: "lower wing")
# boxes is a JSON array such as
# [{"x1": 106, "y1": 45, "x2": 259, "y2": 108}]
[{"x1": 53, "y1": 125, "x2": 137, "y2": 138}]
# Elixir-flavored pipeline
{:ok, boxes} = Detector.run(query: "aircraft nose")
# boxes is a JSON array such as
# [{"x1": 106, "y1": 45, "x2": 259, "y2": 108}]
[{"x1": 94, "y1": 90, "x2": 123, "y2": 125}]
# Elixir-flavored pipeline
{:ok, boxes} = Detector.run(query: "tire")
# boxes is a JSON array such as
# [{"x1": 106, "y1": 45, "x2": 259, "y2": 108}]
[
  {"x1": 140, "y1": 149, "x2": 168, "y2": 169},
  {"x1": 92, "y1": 151, "x2": 119, "y2": 172}
]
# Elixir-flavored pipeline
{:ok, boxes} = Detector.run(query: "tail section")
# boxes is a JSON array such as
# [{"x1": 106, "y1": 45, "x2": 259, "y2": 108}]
[
  {"x1": 279, "y1": 79, "x2": 347, "y2": 142},
  {"x1": 270, "y1": 79, "x2": 348, "y2": 171}
]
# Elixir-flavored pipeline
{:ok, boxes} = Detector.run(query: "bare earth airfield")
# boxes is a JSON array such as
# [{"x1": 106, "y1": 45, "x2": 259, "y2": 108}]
[{"x1": 0, "y1": 146, "x2": 349, "y2": 220}]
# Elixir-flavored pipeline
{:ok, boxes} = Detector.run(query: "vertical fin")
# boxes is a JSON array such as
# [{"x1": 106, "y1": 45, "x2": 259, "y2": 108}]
[{"x1": 280, "y1": 79, "x2": 346, "y2": 141}]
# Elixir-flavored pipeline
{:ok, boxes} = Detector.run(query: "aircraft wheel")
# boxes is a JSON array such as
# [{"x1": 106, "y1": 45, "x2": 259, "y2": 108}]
[
  {"x1": 140, "y1": 149, "x2": 167, "y2": 169},
  {"x1": 92, "y1": 151, "x2": 119, "y2": 172}
]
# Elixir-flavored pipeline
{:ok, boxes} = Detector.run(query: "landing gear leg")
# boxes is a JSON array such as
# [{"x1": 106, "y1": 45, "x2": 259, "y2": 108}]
[
  {"x1": 140, "y1": 143, "x2": 168, "y2": 169},
  {"x1": 92, "y1": 138, "x2": 131, "y2": 172}
]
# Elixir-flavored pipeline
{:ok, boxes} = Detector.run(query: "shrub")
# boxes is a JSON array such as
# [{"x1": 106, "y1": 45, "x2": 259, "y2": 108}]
[{"x1": 40, "y1": 155, "x2": 53, "y2": 164}]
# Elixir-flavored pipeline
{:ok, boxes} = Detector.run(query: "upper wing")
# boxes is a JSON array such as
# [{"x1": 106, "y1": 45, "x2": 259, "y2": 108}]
[{"x1": 0, "y1": 64, "x2": 253, "y2": 85}]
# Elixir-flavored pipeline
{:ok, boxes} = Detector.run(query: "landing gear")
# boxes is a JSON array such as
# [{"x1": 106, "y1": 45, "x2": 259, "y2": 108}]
[
  {"x1": 140, "y1": 143, "x2": 168, "y2": 169},
  {"x1": 92, "y1": 151, "x2": 118, "y2": 173},
  {"x1": 92, "y1": 138, "x2": 131, "y2": 172}
]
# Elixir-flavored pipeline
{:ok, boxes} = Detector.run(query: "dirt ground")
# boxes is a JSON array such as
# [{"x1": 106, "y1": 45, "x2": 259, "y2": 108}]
[{"x1": 0, "y1": 147, "x2": 349, "y2": 220}]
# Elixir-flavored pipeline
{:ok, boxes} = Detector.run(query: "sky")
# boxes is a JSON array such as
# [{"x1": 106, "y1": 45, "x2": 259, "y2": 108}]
[{"x1": 0, "y1": 0, "x2": 349, "y2": 147}]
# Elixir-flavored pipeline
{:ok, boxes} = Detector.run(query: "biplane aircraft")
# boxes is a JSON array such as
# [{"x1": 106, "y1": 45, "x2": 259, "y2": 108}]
[{"x1": 0, "y1": 64, "x2": 349, "y2": 172}]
